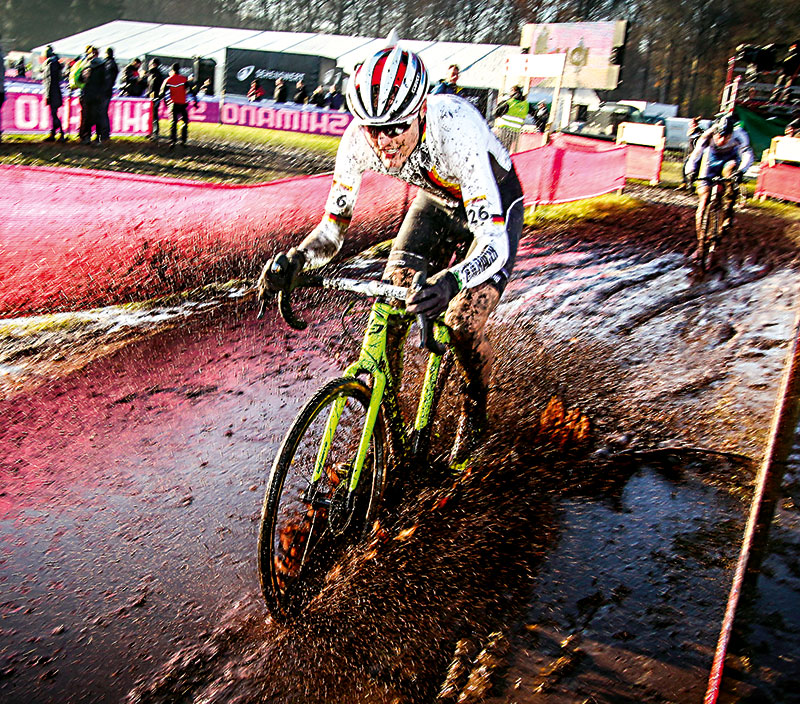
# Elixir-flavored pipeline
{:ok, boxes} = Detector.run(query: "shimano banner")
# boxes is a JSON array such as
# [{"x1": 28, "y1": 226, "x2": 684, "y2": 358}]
[{"x1": 224, "y1": 48, "x2": 336, "y2": 98}]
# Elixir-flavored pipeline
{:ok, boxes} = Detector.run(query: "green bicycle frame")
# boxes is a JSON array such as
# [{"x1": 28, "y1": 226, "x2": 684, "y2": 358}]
[{"x1": 309, "y1": 299, "x2": 451, "y2": 494}]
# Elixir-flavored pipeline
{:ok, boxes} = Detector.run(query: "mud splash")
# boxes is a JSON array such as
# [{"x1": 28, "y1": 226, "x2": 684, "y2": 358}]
[
  {"x1": 0, "y1": 282, "x2": 248, "y2": 398},
  {"x1": 122, "y1": 318, "x2": 754, "y2": 704}
]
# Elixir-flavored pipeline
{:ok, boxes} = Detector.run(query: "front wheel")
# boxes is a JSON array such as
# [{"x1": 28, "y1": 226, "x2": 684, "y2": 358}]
[
  {"x1": 258, "y1": 377, "x2": 386, "y2": 620},
  {"x1": 698, "y1": 191, "x2": 723, "y2": 271}
]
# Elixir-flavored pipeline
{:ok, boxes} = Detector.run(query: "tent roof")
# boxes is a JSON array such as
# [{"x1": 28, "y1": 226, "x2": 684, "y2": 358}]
[{"x1": 33, "y1": 20, "x2": 518, "y2": 89}]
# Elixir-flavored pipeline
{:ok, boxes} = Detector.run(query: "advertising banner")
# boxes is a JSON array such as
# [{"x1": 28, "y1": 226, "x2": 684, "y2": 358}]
[
  {"x1": 2, "y1": 92, "x2": 221, "y2": 135},
  {"x1": 223, "y1": 48, "x2": 336, "y2": 98},
  {"x1": 0, "y1": 90, "x2": 350, "y2": 136},
  {"x1": 219, "y1": 100, "x2": 352, "y2": 136},
  {"x1": 456, "y1": 87, "x2": 497, "y2": 121}
]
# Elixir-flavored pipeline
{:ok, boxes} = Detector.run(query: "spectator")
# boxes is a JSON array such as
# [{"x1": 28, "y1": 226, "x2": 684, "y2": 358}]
[
  {"x1": 199, "y1": 78, "x2": 213, "y2": 96},
  {"x1": 247, "y1": 79, "x2": 265, "y2": 102},
  {"x1": 78, "y1": 46, "x2": 106, "y2": 145},
  {"x1": 99, "y1": 47, "x2": 118, "y2": 143},
  {"x1": 16, "y1": 56, "x2": 26, "y2": 77},
  {"x1": 770, "y1": 43, "x2": 799, "y2": 103},
  {"x1": 493, "y1": 85, "x2": 529, "y2": 152},
  {"x1": 0, "y1": 35, "x2": 6, "y2": 142},
  {"x1": 682, "y1": 116, "x2": 704, "y2": 188},
  {"x1": 121, "y1": 57, "x2": 145, "y2": 96},
  {"x1": 68, "y1": 46, "x2": 92, "y2": 93},
  {"x1": 324, "y1": 84, "x2": 344, "y2": 110},
  {"x1": 160, "y1": 63, "x2": 198, "y2": 149},
  {"x1": 42, "y1": 46, "x2": 66, "y2": 143},
  {"x1": 431, "y1": 64, "x2": 460, "y2": 95},
  {"x1": 308, "y1": 84, "x2": 326, "y2": 108},
  {"x1": 273, "y1": 77, "x2": 287, "y2": 103},
  {"x1": 146, "y1": 58, "x2": 166, "y2": 139},
  {"x1": 533, "y1": 101, "x2": 548, "y2": 132},
  {"x1": 293, "y1": 79, "x2": 309, "y2": 104}
]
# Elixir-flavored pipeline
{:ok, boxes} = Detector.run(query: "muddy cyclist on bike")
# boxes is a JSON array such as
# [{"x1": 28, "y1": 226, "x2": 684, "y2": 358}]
[
  {"x1": 258, "y1": 37, "x2": 524, "y2": 466},
  {"x1": 685, "y1": 114, "x2": 754, "y2": 259}
]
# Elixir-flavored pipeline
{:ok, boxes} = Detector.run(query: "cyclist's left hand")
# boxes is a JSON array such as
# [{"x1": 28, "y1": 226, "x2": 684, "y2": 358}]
[
  {"x1": 257, "y1": 248, "x2": 306, "y2": 300},
  {"x1": 406, "y1": 270, "x2": 460, "y2": 317},
  {"x1": 733, "y1": 170, "x2": 744, "y2": 184}
]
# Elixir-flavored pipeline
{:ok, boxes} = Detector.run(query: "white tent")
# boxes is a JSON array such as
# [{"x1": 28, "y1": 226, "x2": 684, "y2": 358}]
[{"x1": 33, "y1": 20, "x2": 519, "y2": 94}]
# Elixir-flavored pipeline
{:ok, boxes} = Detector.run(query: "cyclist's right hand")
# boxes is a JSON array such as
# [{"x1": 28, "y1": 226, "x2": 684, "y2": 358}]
[{"x1": 257, "y1": 248, "x2": 306, "y2": 301}]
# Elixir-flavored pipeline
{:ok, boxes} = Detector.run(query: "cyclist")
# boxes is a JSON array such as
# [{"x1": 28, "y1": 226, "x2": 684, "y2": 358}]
[
  {"x1": 685, "y1": 114, "x2": 754, "y2": 261},
  {"x1": 258, "y1": 39, "x2": 524, "y2": 466}
]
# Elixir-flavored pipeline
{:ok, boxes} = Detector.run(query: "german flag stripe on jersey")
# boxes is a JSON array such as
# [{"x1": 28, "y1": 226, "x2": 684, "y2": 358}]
[
  {"x1": 327, "y1": 212, "x2": 351, "y2": 226},
  {"x1": 491, "y1": 215, "x2": 505, "y2": 226},
  {"x1": 332, "y1": 179, "x2": 354, "y2": 192},
  {"x1": 464, "y1": 195, "x2": 487, "y2": 207},
  {"x1": 425, "y1": 167, "x2": 462, "y2": 201}
]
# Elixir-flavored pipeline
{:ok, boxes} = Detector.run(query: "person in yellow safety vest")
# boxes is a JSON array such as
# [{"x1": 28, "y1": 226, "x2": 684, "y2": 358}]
[{"x1": 493, "y1": 85, "x2": 530, "y2": 153}]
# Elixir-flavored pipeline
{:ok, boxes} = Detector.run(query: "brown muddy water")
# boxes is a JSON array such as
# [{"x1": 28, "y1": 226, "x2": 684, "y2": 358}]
[{"x1": 1, "y1": 195, "x2": 800, "y2": 703}]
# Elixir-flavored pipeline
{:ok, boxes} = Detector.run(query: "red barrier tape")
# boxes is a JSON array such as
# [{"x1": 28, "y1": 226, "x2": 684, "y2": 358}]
[{"x1": 1, "y1": 137, "x2": 626, "y2": 316}]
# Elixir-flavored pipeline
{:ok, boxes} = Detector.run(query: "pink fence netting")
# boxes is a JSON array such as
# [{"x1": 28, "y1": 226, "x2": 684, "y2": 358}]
[
  {"x1": 0, "y1": 166, "x2": 412, "y2": 316},
  {"x1": 513, "y1": 133, "x2": 626, "y2": 205},
  {"x1": 1, "y1": 138, "x2": 626, "y2": 317},
  {"x1": 755, "y1": 162, "x2": 800, "y2": 204}
]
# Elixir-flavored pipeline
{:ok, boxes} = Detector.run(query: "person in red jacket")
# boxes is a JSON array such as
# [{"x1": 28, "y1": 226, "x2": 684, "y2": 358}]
[{"x1": 160, "y1": 63, "x2": 198, "y2": 148}]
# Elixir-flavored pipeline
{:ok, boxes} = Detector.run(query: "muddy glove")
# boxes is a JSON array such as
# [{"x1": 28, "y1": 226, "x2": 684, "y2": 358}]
[
  {"x1": 257, "y1": 247, "x2": 306, "y2": 299},
  {"x1": 406, "y1": 270, "x2": 460, "y2": 318},
  {"x1": 732, "y1": 170, "x2": 744, "y2": 184}
]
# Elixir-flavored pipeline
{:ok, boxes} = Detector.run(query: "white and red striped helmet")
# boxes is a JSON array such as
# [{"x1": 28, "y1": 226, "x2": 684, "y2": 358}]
[{"x1": 346, "y1": 45, "x2": 429, "y2": 125}]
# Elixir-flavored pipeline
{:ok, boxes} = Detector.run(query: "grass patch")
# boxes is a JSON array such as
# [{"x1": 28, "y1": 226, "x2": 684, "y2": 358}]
[
  {"x1": 0, "y1": 123, "x2": 338, "y2": 183},
  {"x1": 659, "y1": 159, "x2": 684, "y2": 187},
  {"x1": 186, "y1": 121, "x2": 340, "y2": 154},
  {"x1": 743, "y1": 194, "x2": 800, "y2": 221},
  {"x1": 524, "y1": 193, "x2": 641, "y2": 226}
]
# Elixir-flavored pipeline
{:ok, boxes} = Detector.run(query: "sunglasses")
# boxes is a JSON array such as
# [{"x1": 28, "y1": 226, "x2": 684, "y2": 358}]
[{"x1": 365, "y1": 120, "x2": 415, "y2": 139}]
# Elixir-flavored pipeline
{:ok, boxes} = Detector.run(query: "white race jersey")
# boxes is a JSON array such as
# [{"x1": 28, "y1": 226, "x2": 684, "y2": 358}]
[
  {"x1": 686, "y1": 125, "x2": 754, "y2": 175},
  {"x1": 298, "y1": 94, "x2": 517, "y2": 290}
]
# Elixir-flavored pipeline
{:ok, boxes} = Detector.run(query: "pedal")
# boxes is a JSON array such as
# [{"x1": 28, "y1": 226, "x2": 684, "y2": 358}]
[{"x1": 302, "y1": 485, "x2": 331, "y2": 509}]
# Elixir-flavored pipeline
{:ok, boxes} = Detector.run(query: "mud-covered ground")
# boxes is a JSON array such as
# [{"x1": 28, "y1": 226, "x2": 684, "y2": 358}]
[{"x1": 1, "y1": 180, "x2": 800, "y2": 704}]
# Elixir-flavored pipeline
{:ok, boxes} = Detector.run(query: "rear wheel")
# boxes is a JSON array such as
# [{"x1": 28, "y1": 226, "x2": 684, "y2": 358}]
[{"x1": 258, "y1": 377, "x2": 386, "y2": 620}]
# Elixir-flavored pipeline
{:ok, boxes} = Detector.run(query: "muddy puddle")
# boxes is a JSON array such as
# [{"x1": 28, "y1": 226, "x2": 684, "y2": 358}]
[{"x1": 1, "y1": 193, "x2": 800, "y2": 703}]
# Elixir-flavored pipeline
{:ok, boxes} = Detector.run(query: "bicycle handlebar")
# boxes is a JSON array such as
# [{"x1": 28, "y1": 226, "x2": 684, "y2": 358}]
[{"x1": 257, "y1": 272, "x2": 447, "y2": 355}]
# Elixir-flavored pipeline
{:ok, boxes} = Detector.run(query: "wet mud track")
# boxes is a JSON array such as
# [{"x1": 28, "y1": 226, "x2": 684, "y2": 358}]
[{"x1": 2, "y1": 192, "x2": 800, "y2": 703}]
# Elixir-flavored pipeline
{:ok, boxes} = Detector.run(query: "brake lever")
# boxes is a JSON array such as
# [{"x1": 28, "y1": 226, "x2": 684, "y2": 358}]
[
  {"x1": 256, "y1": 292, "x2": 274, "y2": 320},
  {"x1": 411, "y1": 271, "x2": 446, "y2": 356},
  {"x1": 278, "y1": 288, "x2": 308, "y2": 330}
]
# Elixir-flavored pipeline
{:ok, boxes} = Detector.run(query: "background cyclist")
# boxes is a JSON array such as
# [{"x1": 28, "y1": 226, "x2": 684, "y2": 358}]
[
  {"x1": 685, "y1": 113, "x2": 754, "y2": 260},
  {"x1": 258, "y1": 36, "x2": 524, "y2": 466}
]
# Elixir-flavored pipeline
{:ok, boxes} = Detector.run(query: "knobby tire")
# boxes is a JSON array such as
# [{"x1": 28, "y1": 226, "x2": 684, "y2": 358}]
[
  {"x1": 258, "y1": 377, "x2": 387, "y2": 620},
  {"x1": 699, "y1": 190, "x2": 723, "y2": 272}
]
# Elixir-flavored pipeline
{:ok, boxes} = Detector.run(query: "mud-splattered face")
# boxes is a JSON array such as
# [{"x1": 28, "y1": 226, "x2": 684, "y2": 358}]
[{"x1": 363, "y1": 103, "x2": 426, "y2": 172}]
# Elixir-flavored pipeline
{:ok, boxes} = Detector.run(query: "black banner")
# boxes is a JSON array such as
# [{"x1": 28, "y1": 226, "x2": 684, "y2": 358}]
[
  {"x1": 457, "y1": 87, "x2": 497, "y2": 121},
  {"x1": 223, "y1": 48, "x2": 337, "y2": 98}
]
